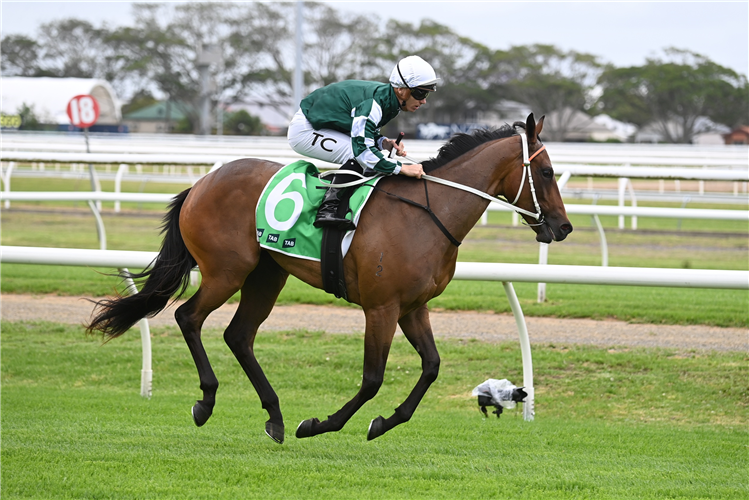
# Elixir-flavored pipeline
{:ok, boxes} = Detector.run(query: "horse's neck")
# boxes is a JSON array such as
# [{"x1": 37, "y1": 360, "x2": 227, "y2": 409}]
[
  {"x1": 436, "y1": 139, "x2": 516, "y2": 194},
  {"x1": 428, "y1": 140, "x2": 518, "y2": 241}
]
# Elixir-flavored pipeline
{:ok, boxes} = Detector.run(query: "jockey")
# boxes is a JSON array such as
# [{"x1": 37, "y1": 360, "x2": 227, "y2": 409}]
[{"x1": 287, "y1": 55, "x2": 439, "y2": 230}]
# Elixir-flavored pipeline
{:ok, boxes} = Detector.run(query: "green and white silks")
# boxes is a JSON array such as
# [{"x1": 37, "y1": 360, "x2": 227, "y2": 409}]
[{"x1": 255, "y1": 160, "x2": 382, "y2": 261}]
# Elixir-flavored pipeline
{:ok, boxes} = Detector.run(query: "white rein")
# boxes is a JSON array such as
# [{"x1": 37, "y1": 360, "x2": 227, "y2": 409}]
[{"x1": 319, "y1": 132, "x2": 546, "y2": 222}]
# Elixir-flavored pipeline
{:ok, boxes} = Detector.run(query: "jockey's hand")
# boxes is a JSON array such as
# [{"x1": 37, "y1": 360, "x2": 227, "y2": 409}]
[
  {"x1": 399, "y1": 163, "x2": 424, "y2": 179},
  {"x1": 384, "y1": 137, "x2": 407, "y2": 157}
]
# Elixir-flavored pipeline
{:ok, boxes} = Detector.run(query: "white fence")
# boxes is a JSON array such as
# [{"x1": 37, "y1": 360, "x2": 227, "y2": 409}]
[
  {"x1": 3, "y1": 131, "x2": 747, "y2": 165},
  {"x1": 2, "y1": 245, "x2": 747, "y2": 421},
  {"x1": 3, "y1": 190, "x2": 745, "y2": 282},
  {"x1": 3, "y1": 150, "x2": 748, "y2": 177}
]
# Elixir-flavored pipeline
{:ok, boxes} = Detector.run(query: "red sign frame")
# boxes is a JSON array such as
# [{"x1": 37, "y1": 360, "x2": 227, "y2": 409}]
[{"x1": 66, "y1": 94, "x2": 100, "y2": 128}]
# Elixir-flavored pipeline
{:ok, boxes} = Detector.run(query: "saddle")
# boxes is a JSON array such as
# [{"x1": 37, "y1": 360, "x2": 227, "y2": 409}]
[{"x1": 254, "y1": 159, "x2": 381, "y2": 301}]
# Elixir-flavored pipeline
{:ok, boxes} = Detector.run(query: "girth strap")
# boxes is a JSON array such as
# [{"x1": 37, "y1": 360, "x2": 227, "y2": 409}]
[{"x1": 372, "y1": 179, "x2": 461, "y2": 247}]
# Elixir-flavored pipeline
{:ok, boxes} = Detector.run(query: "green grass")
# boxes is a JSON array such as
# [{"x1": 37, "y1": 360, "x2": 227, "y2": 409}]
[{"x1": 2, "y1": 321, "x2": 747, "y2": 499}]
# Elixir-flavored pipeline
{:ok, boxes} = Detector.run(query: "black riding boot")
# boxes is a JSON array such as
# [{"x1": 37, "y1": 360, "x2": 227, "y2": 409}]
[
  {"x1": 313, "y1": 159, "x2": 359, "y2": 231},
  {"x1": 313, "y1": 187, "x2": 356, "y2": 230}
]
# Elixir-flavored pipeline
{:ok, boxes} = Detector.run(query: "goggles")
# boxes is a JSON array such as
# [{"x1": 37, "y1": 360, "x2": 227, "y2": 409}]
[{"x1": 410, "y1": 86, "x2": 435, "y2": 101}]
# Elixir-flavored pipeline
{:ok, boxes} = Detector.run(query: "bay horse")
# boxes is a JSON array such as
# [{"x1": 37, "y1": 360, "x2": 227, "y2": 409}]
[{"x1": 87, "y1": 113, "x2": 572, "y2": 444}]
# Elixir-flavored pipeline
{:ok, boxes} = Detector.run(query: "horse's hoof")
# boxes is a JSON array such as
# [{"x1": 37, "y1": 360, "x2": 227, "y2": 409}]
[
  {"x1": 265, "y1": 421, "x2": 284, "y2": 444},
  {"x1": 367, "y1": 416, "x2": 386, "y2": 441},
  {"x1": 191, "y1": 400, "x2": 213, "y2": 427},
  {"x1": 295, "y1": 418, "x2": 319, "y2": 438}
]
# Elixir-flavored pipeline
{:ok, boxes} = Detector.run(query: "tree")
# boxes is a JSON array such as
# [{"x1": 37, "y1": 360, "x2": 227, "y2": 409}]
[
  {"x1": 120, "y1": 90, "x2": 159, "y2": 116},
  {"x1": 36, "y1": 19, "x2": 111, "y2": 78},
  {"x1": 367, "y1": 19, "x2": 495, "y2": 126},
  {"x1": 596, "y1": 48, "x2": 748, "y2": 143},
  {"x1": 16, "y1": 103, "x2": 44, "y2": 130},
  {"x1": 488, "y1": 44, "x2": 603, "y2": 141},
  {"x1": 1, "y1": 35, "x2": 41, "y2": 76},
  {"x1": 302, "y1": 3, "x2": 380, "y2": 87},
  {"x1": 227, "y1": 2, "x2": 382, "y2": 119}
]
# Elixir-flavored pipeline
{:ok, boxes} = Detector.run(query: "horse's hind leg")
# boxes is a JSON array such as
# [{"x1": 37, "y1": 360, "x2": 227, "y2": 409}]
[
  {"x1": 175, "y1": 272, "x2": 248, "y2": 427},
  {"x1": 367, "y1": 304, "x2": 440, "y2": 440},
  {"x1": 296, "y1": 306, "x2": 400, "y2": 439},
  {"x1": 223, "y1": 251, "x2": 289, "y2": 444}
]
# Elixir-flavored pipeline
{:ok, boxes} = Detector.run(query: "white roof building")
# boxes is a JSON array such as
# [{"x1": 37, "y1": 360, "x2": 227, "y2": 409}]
[{"x1": 1, "y1": 77, "x2": 122, "y2": 125}]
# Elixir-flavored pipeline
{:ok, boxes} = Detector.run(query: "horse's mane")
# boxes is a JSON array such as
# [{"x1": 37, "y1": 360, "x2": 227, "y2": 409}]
[{"x1": 422, "y1": 122, "x2": 525, "y2": 173}]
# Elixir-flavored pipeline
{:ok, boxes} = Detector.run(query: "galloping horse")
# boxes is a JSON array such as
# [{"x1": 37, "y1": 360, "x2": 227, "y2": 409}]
[{"x1": 87, "y1": 113, "x2": 572, "y2": 444}]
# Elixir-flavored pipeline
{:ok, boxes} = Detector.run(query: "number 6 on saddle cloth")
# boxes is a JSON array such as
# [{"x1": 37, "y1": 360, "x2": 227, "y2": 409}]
[{"x1": 254, "y1": 159, "x2": 381, "y2": 301}]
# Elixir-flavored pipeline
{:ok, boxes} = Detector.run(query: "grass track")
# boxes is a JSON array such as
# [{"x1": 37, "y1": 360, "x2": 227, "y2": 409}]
[{"x1": 2, "y1": 321, "x2": 747, "y2": 499}]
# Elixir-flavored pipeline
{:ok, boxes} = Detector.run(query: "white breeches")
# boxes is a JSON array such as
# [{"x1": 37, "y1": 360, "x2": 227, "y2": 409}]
[{"x1": 287, "y1": 109, "x2": 354, "y2": 165}]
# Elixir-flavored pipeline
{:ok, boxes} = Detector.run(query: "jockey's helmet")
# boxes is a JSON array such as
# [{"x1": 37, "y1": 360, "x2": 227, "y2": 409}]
[{"x1": 390, "y1": 56, "x2": 440, "y2": 96}]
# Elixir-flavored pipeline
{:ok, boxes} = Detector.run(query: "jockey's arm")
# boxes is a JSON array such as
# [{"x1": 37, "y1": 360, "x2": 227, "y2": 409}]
[{"x1": 350, "y1": 100, "x2": 402, "y2": 175}]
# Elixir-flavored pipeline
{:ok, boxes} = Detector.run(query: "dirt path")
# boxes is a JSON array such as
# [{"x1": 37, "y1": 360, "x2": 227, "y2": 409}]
[{"x1": 2, "y1": 294, "x2": 746, "y2": 352}]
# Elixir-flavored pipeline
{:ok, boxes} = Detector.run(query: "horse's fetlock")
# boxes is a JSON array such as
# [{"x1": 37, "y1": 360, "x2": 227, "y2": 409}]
[
  {"x1": 326, "y1": 418, "x2": 345, "y2": 432},
  {"x1": 200, "y1": 381, "x2": 219, "y2": 398},
  {"x1": 394, "y1": 405, "x2": 411, "y2": 423},
  {"x1": 261, "y1": 394, "x2": 281, "y2": 412}
]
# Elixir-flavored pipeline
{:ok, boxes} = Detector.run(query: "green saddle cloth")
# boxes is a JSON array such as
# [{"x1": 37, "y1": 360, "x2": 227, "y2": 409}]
[{"x1": 255, "y1": 160, "x2": 382, "y2": 261}]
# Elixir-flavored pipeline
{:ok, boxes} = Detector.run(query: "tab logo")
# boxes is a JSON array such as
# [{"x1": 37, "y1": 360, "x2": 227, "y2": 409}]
[
  {"x1": 283, "y1": 238, "x2": 296, "y2": 248},
  {"x1": 266, "y1": 233, "x2": 280, "y2": 243},
  {"x1": 256, "y1": 228, "x2": 264, "y2": 239}
]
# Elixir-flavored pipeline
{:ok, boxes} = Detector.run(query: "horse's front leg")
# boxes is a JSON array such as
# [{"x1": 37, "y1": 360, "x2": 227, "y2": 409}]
[
  {"x1": 296, "y1": 306, "x2": 399, "y2": 439},
  {"x1": 367, "y1": 304, "x2": 440, "y2": 440}
]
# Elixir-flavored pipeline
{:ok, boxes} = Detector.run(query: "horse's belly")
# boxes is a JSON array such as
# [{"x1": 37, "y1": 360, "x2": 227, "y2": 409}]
[{"x1": 270, "y1": 253, "x2": 324, "y2": 290}]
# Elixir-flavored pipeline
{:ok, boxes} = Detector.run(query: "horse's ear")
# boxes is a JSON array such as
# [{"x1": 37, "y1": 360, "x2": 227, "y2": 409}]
[
  {"x1": 536, "y1": 115, "x2": 545, "y2": 139},
  {"x1": 525, "y1": 113, "x2": 537, "y2": 143}
]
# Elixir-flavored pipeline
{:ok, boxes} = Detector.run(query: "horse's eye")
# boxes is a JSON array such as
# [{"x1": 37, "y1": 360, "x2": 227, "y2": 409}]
[{"x1": 541, "y1": 167, "x2": 554, "y2": 179}]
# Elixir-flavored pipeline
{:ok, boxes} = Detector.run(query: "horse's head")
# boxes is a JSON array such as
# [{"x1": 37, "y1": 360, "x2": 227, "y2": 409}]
[{"x1": 502, "y1": 113, "x2": 573, "y2": 243}]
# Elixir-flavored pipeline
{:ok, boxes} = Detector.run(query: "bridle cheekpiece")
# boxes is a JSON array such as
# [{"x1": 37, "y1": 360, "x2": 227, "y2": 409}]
[{"x1": 510, "y1": 132, "x2": 547, "y2": 226}]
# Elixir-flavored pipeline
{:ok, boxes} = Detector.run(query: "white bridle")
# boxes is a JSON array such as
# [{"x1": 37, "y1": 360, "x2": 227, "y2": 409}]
[
  {"x1": 421, "y1": 132, "x2": 546, "y2": 223},
  {"x1": 320, "y1": 132, "x2": 547, "y2": 223}
]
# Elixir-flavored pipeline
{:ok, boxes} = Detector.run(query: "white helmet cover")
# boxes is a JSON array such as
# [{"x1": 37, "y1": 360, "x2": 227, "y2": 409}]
[{"x1": 389, "y1": 55, "x2": 439, "y2": 90}]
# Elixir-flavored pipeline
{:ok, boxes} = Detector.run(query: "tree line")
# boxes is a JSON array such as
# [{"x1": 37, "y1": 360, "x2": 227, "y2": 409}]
[{"x1": 2, "y1": 2, "x2": 747, "y2": 142}]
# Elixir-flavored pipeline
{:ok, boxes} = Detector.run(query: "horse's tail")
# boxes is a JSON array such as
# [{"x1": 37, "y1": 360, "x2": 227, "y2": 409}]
[{"x1": 86, "y1": 188, "x2": 196, "y2": 340}]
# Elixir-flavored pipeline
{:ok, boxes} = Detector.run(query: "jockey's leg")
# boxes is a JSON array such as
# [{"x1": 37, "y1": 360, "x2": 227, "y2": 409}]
[
  {"x1": 287, "y1": 110, "x2": 369, "y2": 230},
  {"x1": 314, "y1": 159, "x2": 361, "y2": 230}
]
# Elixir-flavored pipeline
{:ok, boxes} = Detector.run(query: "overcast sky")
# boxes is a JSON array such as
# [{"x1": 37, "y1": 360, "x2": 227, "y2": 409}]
[{"x1": 1, "y1": 1, "x2": 747, "y2": 76}]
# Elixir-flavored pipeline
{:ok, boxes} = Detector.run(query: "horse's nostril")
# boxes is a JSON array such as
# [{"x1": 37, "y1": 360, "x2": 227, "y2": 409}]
[{"x1": 561, "y1": 223, "x2": 573, "y2": 234}]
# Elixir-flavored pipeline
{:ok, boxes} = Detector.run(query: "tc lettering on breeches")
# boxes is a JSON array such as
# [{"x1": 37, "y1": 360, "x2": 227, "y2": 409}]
[{"x1": 287, "y1": 109, "x2": 354, "y2": 165}]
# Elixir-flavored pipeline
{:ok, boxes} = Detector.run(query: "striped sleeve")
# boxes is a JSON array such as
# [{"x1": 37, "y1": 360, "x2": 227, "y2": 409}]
[{"x1": 350, "y1": 99, "x2": 401, "y2": 174}]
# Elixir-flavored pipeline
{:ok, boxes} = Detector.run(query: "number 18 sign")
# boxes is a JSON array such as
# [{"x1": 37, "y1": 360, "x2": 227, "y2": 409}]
[{"x1": 66, "y1": 94, "x2": 100, "y2": 128}]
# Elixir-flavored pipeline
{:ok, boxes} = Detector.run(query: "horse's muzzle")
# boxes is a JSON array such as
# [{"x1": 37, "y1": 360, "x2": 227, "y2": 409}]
[{"x1": 536, "y1": 221, "x2": 573, "y2": 243}]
